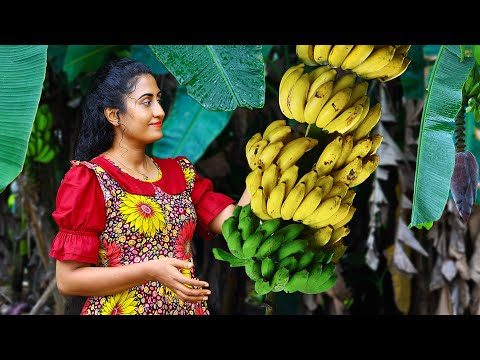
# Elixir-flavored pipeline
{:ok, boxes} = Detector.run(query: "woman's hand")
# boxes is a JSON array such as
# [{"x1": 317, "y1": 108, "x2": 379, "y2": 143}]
[{"x1": 149, "y1": 257, "x2": 211, "y2": 304}]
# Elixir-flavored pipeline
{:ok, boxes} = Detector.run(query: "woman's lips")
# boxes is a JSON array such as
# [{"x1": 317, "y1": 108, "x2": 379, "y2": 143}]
[{"x1": 150, "y1": 122, "x2": 163, "y2": 127}]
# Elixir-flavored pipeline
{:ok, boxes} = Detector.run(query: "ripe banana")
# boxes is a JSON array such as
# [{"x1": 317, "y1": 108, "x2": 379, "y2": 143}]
[
  {"x1": 267, "y1": 181, "x2": 286, "y2": 219},
  {"x1": 328, "y1": 45, "x2": 354, "y2": 68},
  {"x1": 297, "y1": 170, "x2": 318, "y2": 195},
  {"x1": 245, "y1": 168, "x2": 263, "y2": 197},
  {"x1": 315, "y1": 175, "x2": 334, "y2": 195},
  {"x1": 341, "y1": 45, "x2": 375, "y2": 70},
  {"x1": 279, "y1": 63, "x2": 304, "y2": 92},
  {"x1": 360, "y1": 53, "x2": 405, "y2": 80},
  {"x1": 302, "y1": 195, "x2": 342, "y2": 226},
  {"x1": 278, "y1": 164, "x2": 299, "y2": 195},
  {"x1": 266, "y1": 125, "x2": 292, "y2": 143},
  {"x1": 345, "y1": 81, "x2": 369, "y2": 109},
  {"x1": 279, "y1": 65, "x2": 305, "y2": 119},
  {"x1": 328, "y1": 226, "x2": 350, "y2": 246},
  {"x1": 313, "y1": 45, "x2": 333, "y2": 65},
  {"x1": 308, "y1": 65, "x2": 332, "y2": 82},
  {"x1": 368, "y1": 134, "x2": 383, "y2": 155},
  {"x1": 292, "y1": 186, "x2": 324, "y2": 222},
  {"x1": 351, "y1": 103, "x2": 382, "y2": 142},
  {"x1": 315, "y1": 135, "x2": 344, "y2": 177},
  {"x1": 251, "y1": 186, "x2": 272, "y2": 221},
  {"x1": 245, "y1": 132, "x2": 262, "y2": 154},
  {"x1": 341, "y1": 189, "x2": 356, "y2": 206},
  {"x1": 395, "y1": 45, "x2": 411, "y2": 56},
  {"x1": 349, "y1": 154, "x2": 380, "y2": 188},
  {"x1": 351, "y1": 45, "x2": 396, "y2": 76},
  {"x1": 380, "y1": 57, "x2": 411, "y2": 82},
  {"x1": 310, "y1": 203, "x2": 351, "y2": 229},
  {"x1": 315, "y1": 87, "x2": 352, "y2": 129},
  {"x1": 296, "y1": 45, "x2": 317, "y2": 66},
  {"x1": 332, "y1": 205, "x2": 356, "y2": 229},
  {"x1": 331, "y1": 157, "x2": 363, "y2": 185},
  {"x1": 307, "y1": 68, "x2": 337, "y2": 101},
  {"x1": 275, "y1": 137, "x2": 312, "y2": 174},
  {"x1": 346, "y1": 95, "x2": 370, "y2": 133},
  {"x1": 304, "y1": 80, "x2": 334, "y2": 125},
  {"x1": 322, "y1": 103, "x2": 364, "y2": 134},
  {"x1": 257, "y1": 141, "x2": 284, "y2": 171},
  {"x1": 280, "y1": 181, "x2": 306, "y2": 220},
  {"x1": 287, "y1": 73, "x2": 311, "y2": 123},
  {"x1": 333, "y1": 134, "x2": 353, "y2": 170},
  {"x1": 344, "y1": 137, "x2": 373, "y2": 164},
  {"x1": 331, "y1": 73, "x2": 357, "y2": 96},
  {"x1": 323, "y1": 181, "x2": 349, "y2": 200},
  {"x1": 263, "y1": 119, "x2": 286, "y2": 139},
  {"x1": 247, "y1": 139, "x2": 268, "y2": 170},
  {"x1": 311, "y1": 225, "x2": 334, "y2": 248}
]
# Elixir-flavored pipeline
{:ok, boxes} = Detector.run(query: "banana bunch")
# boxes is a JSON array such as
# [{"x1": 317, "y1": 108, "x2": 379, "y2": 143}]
[
  {"x1": 26, "y1": 104, "x2": 57, "y2": 163},
  {"x1": 296, "y1": 45, "x2": 412, "y2": 82},
  {"x1": 213, "y1": 204, "x2": 338, "y2": 295}
]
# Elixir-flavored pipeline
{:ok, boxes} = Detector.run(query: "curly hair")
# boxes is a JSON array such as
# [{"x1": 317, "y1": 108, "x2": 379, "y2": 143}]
[{"x1": 74, "y1": 58, "x2": 153, "y2": 161}]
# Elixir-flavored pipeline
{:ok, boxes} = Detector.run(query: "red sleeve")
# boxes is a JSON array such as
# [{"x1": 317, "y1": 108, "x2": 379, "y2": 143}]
[
  {"x1": 191, "y1": 171, "x2": 235, "y2": 241},
  {"x1": 49, "y1": 163, "x2": 106, "y2": 264}
]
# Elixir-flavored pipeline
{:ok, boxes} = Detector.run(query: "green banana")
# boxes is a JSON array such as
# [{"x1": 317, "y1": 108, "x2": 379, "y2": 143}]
[
  {"x1": 255, "y1": 278, "x2": 273, "y2": 295},
  {"x1": 276, "y1": 239, "x2": 309, "y2": 261},
  {"x1": 277, "y1": 255, "x2": 298, "y2": 273},
  {"x1": 232, "y1": 205, "x2": 243, "y2": 219},
  {"x1": 239, "y1": 203, "x2": 253, "y2": 221},
  {"x1": 261, "y1": 256, "x2": 276, "y2": 280},
  {"x1": 304, "y1": 262, "x2": 336, "y2": 294},
  {"x1": 242, "y1": 231, "x2": 265, "y2": 259},
  {"x1": 274, "y1": 223, "x2": 305, "y2": 243},
  {"x1": 254, "y1": 218, "x2": 283, "y2": 240},
  {"x1": 225, "y1": 230, "x2": 245, "y2": 259},
  {"x1": 221, "y1": 216, "x2": 238, "y2": 241},
  {"x1": 295, "y1": 250, "x2": 315, "y2": 272},
  {"x1": 255, "y1": 233, "x2": 285, "y2": 259},
  {"x1": 284, "y1": 269, "x2": 309, "y2": 293},
  {"x1": 244, "y1": 259, "x2": 262, "y2": 281},
  {"x1": 313, "y1": 248, "x2": 334, "y2": 264},
  {"x1": 212, "y1": 247, "x2": 247, "y2": 267},
  {"x1": 271, "y1": 267, "x2": 290, "y2": 292},
  {"x1": 238, "y1": 216, "x2": 256, "y2": 242}
]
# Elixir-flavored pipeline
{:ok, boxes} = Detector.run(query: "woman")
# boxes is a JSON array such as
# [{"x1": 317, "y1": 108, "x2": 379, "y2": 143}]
[{"x1": 49, "y1": 58, "x2": 250, "y2": 315}]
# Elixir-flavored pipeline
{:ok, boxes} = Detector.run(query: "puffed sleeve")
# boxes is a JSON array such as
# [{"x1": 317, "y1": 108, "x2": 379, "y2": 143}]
[
  {"x1": 49, "y1": 163, "x2": 106, "y2": 264},
  {"x1": 190, "y1": 163, "x2": 235, "y2": 241}
]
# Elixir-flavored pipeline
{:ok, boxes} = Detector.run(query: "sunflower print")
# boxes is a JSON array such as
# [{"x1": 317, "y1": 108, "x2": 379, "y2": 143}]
[
  {"x1": 118, "y1": 193, "x2": 165, "y2": 237},
  {"x1": 175, "y1": 219, "x2": 195, "y2": 260},
  {"x1": 99, "y1": 239, "x2": 123, "y2": 267},
  {"x1": 101, "y1": 290, "x2": 139, "y2": 315},
  {"x1": 182, "y1": 166, "x2": 195, "y2": 184}
]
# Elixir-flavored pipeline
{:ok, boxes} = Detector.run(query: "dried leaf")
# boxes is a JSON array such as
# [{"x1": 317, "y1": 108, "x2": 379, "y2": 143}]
[
  {"x1": 302, "y1": 294, "x2": 318, "y2": 313},
  {"x1": 456, "y1": 257, "x2": 470, "y2": 280},
  {"x1": 401, "y1": 193, "x2": 413, "y2": 210},
  {"x1": 435, "y1": 286, "x2": 453, "y2": 315},
  {"x1": 379, "y1": 84, "x2": 396, "y2": 123},
  {"x1": 451, "y1": 278, "x2": 470, "y2": 315},
  {"x1": 469, "y1": 233, "x2": 480, "y2": 284},
  {"x1": 366, "y1": 229, "x2": 380, "y2": 271},
  {"x1": 393, "y1": 241, "x2": 417, "y2": 275},
  {"x1": 384, "y1": 244, "x2": 411, "y2": 314},
  {"x1": 469, "y1": 284, "x2": 480, "y2": 315},
  {"x1": 450, "y1": 150, "x2": 479, "y2": 223},
  {"x1": 468, "y1": 206, "x2": 480, "y2": 237},
  {"x1": 430, "y1": 255, "x2": 447, "y2": 291},
  {"x1": 377, "y1": 122, "x2": 404, "y2": 165},
  {"x1": 396, "y1": 217, "x2": 428, "y2": 257},
  {"x1": 441, "y1": 259, "x2": 457, "y2": 281}
]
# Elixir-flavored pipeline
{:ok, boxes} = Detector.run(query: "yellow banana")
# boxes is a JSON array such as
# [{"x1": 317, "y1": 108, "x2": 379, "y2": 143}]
[
  {"x1": 323, "y1": 181, "x2": 349, "y2": 200},
  {"x1": 257, "y1": 141, "x2": 284, "y2": 171},
  {"x1": 309, "y1": 202, "x2": 351, "y2": 229},
  {"x1": 328, "y1": 226, "x2": 350, "y2": 245},
  {"x1": 341, "y1": 189, "x2": 356, "y2": 206},
  {"x1": 315, "y1": 174, "x2": 334, "y2": 196},
  {"x1": 311, "y1": 226, "x2": 334, "y2": 248},
  {"x1": 328, "y1": 45, "x2": 354, "y2": 68},
  {"x1": 351, "y1": 45, "x2": 396, "y2": 76},
  {"x1": 331, "y1": 73, "x2": 357, "y2": 96},
  {"x1": 293, "y1": 185, "x2": 324, "y2": 221},
  {"x1": 333, "y1": 134, "x2": 353, "y2": 170},
  {"x1": 245, "y1": 168, "x2": 263, "y2": 197},
  {"x1": 313, "y1": 45, "x2": 333, "y2": 65},
  {"x1": 280, "y1": 181, "x2": 306, "y2": 220},
  {"x1": 307, "y1": 68, "x2": 337, "y2": 101},
  {"x1": 250, "y1": 139, "x2": 269, "y2": 169},
  {"x1": 278, "y1": 164, "x2": 299, "y2": 196},
  {"x1": 322, "y1": 103, "x2": 364, "y2": 134},
  {"x1": 331, "y1": 156, "x2": 363, "y2": 185},
  {"x1": 279, "y1": 63, "x2": 304, "y2": 93},
  {"x1": 349, "y1": 154, "x2": 380, "y2": 188},
  {"x1": 266, "y1": 125, "x2": 292, "y2": 143},
  {"x1": 287, "y1": 73, "x2": 311, "y2": 123},
  {"x1": 332, "y1": 205, "x2": 356, "y2": 229},
  {"x1": 263, "y1": 119, "x2": 286, "y2": 139},
  {"x1": 296, "y1": 45, "x2": 317, "y2": 66},
  {"x1": 297, "y1": 170, "x2": 318, "y2": 195},
  {"x1": 341, "y1": 45, "x2": 375, "y2": 70},
  {"x1": 279, "y1": 66, "x2": 305, "y2": 119},
  {"x1": 315, "y1": 87, "x2": 352, "y2": 129},
  {"x1": 308, "y1": 65, "x2": 332, "y2": 82},
  {"x1": 266, "y1": 181, "x2": 286, "y2": 219},
  {"x1": 251, "y1": 186, "x2": 272, "y2": 221},
  {"x1": 360, "y1": 53, "x2": 405, "y2": 80},
  {"x1": 344, "y1": 137, "x2": 373, "y2": 164},
  {"x1": 302, "y1": 195, "x2": 342, "y2": 225},
  {"x1": 345, "y1": 81, "x2": 369, "y2": 109},
  {"x1": 275, "y1": 137, "x2": 312, "y2": 174},
  {"x1": 245, "y1": 132, "x2": 263, "y2": 154},
  {"x1": 261, "y1": 163, "x2": 279, "y2": 198},
  {"x1": 304, "y1": 80, "x2": 334, "y2": 125},
  {"x1": 368, "y1": 134, "x2": 383, "y2": 155},
  {"x1": 315, "y1": 135, "x2": 344, "y2": 177},
  {"x1": 395, "y1": 45, "x2": 411, "y2": 56},
  {"x1": 380, "y1": 57, "x2": 411, "y2": 82},
  {"x1": 351, "y1": 103, "x2": 382, "y2": 142},
  {"x1": 346, "y1": 95, "x2": 370, "y2": 133}
]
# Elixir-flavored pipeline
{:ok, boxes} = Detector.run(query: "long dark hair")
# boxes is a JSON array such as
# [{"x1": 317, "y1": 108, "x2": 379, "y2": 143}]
[{"x1": 74, "y1": 58, "x2": 154, "y2": 161}]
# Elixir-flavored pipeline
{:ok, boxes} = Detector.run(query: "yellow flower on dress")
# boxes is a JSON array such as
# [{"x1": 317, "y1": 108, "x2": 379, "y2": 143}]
[
  {"x1": 101, "y1": 290, "x2": 139, "y2": 315},
  {"x1": 183, "y1": 167, "x2": 195, "y2": 184},
  {"x1": 118, "y1": 193, "x2": 165, "y2": 237}
]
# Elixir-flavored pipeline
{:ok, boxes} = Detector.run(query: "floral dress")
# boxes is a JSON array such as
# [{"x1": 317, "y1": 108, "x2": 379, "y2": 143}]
[{"x1": 49, "y1": 155, "x2": 234, "y2": 315}]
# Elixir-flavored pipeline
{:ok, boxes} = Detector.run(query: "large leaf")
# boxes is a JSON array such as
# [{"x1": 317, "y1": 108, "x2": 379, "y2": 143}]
[
  {"x1": 149, "y1": 45, "x2": 265, "y2": 111},
  {"x1": 130, "y1": 45, "x2": 168, "y2": 75},
  {"x1": 409, "y1": 45, "x2": 476, "y2": 228},
  {"x1": 0, "y1": 45, "x2": 47, "y2": 192},
  {"x1": 63, "y1": 45, "x2": 116, "y2": 82},
  {"x1": 151, "y1": 86, "x2": 232, "y2": 163}
]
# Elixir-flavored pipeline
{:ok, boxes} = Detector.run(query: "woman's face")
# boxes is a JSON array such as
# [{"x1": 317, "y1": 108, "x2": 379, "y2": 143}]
[{"x1": 118, "y1": 73, "x2": 165, "y2": 146}]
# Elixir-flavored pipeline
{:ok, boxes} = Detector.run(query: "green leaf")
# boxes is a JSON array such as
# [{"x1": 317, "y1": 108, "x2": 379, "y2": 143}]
[
  {"x1": 151, "y1": 86, "x2": 232, "y2": 164},
  {"x1": 262, "y1": 45, "x2": 273, "y2": 60},
  {"x1": 63, "y1": 45, "x2": 116, "y2": 82},
  {"x1": 400, "y1": 45, "x2": 426, "y2": 100},
  {"x1": 130, "y1": 45, "x2": 168, "y2": 75},
  {"x1": 474, "y1": 45, "x2": 480, "y2": 66},
  {"x1": 149, "y1": 45, "x2": 265, "y2": 111},
  {"x1": 409, "y1": 45, "x2": 476, "y2": 228},
  {"x1": 0, "y1": 45, "x2": 47, "y2": 193},
  {"x1": 414, "y1": 222, "x2": 433, "y2": 230}
]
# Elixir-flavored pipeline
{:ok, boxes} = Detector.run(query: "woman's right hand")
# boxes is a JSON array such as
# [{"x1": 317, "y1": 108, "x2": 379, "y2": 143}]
[{"x1": 149, "y1": 257, "x2": 211, "y2": 304}]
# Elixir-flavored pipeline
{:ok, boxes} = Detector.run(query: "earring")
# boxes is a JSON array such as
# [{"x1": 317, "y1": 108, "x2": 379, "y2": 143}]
[{"x1": 116, "y1": 120, "x2": 120, "y2": 126}]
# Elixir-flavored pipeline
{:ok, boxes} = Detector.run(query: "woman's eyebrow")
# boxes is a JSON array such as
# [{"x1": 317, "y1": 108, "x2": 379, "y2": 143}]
[{"x1": 136, "y1": 91, "x2": 162, "y2": 100}]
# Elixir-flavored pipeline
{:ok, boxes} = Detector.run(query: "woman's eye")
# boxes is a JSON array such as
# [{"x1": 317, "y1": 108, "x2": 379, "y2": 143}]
[{"x1": 143, "y1": 100, "x2": 152, "y2": 106}]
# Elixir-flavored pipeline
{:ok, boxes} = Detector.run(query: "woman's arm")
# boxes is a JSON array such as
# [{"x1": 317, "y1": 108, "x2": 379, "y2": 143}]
[
  {"x1": 56, "y1": 258, "x2": 210, "y2": 303},
  {"x1": 208, "y1": 188, "x2": 251, "y2": 235}
]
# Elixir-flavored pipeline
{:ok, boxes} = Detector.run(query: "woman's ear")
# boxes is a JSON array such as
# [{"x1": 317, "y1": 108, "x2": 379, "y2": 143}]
[{"x1": 104, "y1": 107, "x2": 120, "y2": 126}]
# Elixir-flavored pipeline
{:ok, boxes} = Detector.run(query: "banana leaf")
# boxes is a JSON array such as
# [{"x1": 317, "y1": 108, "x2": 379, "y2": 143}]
[
  {"x1": 63, "y1": 45, "x2": 117, "y2": 83},
  {"x1": 409, "y1": 45, "x2": 476, "y2": 229},
  {"x1": 151, "y1": 86, "x2": 232, "y2": 164},
  {"x1": 149, "y1": 45, "x2": 265, "y2": 111},
  {"x1": 0, "y1": 45, "x2": 47, "y2": 193},
  {"x1": 130, "y1": 45, "x2": 168, "y2": 75}
]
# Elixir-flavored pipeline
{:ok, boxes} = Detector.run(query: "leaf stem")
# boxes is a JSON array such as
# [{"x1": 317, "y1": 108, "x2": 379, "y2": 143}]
[{"x1": 455, "y1": 96, "x2": 468, "y2": 152}]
